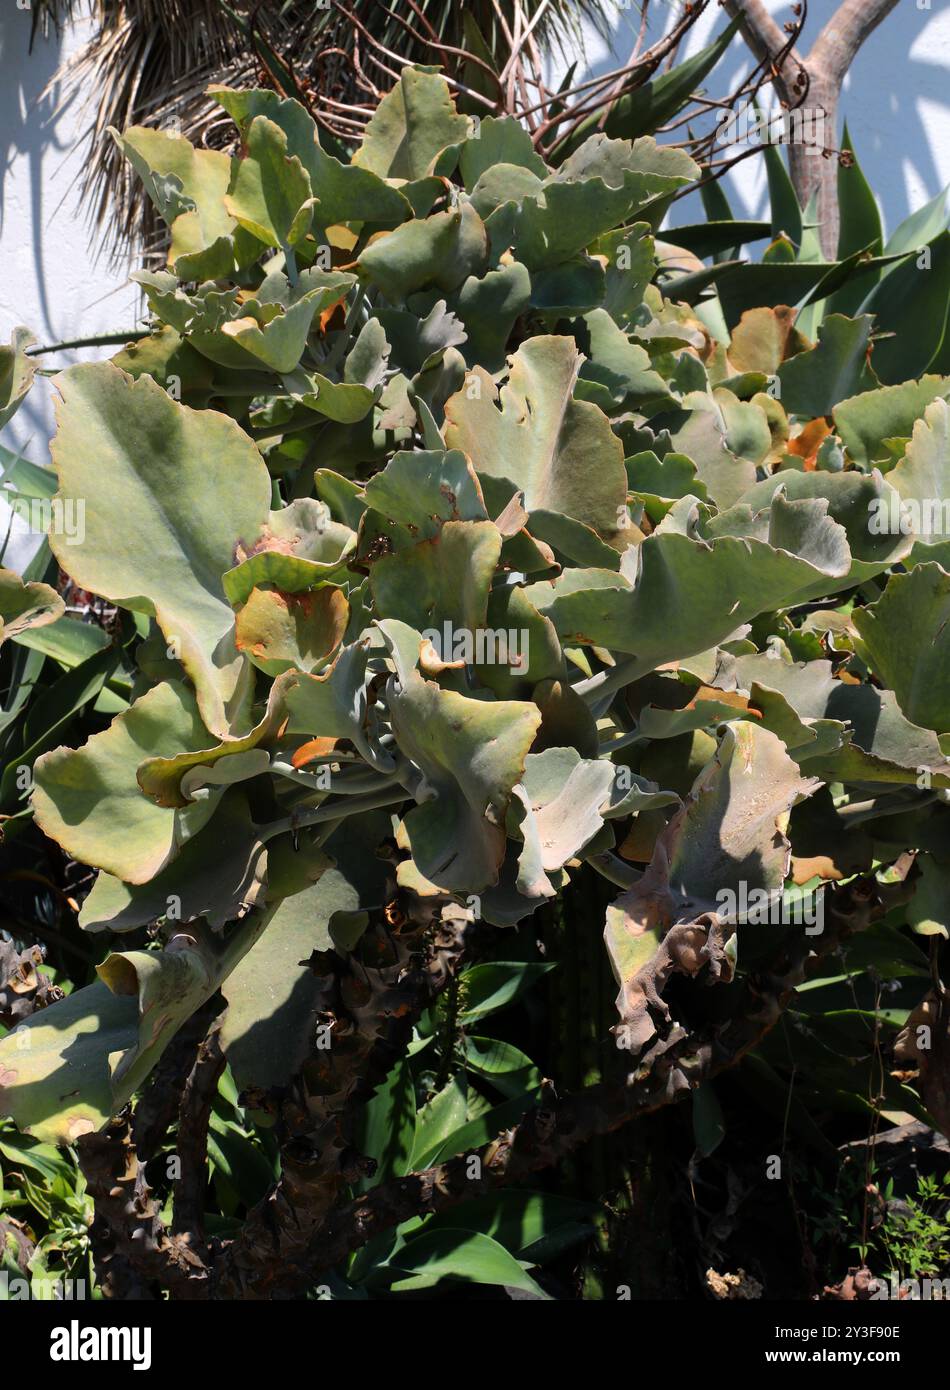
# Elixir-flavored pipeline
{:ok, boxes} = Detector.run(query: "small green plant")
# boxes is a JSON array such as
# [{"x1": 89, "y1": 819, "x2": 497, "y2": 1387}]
[{"x1": 880, "y1": 1173, "x2": 950, "y2": 1284}]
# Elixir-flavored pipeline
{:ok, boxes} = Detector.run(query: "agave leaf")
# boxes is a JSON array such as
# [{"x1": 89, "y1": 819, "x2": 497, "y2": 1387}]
[
  {"x1": 714, "y1": 258, "x2": 895, "y2": 329},
  {"x1": 0, "y1": 327, "x2": 37, "y2": 428},
  {"x1": 50, "y1": 362, "x2": 272, "y2": 737},
  {"x1": 858, "y1": 231, "x2": 950, "y2": 384},
  {"x1": 353, "y1": 68, "x2": 470, "y2": 182},
  {"x1": 0, "y1": 569, "x2": 64, "y2": 647},
  {"x1": 605, "y1": 722, "x2": 817, "y2": 1045},
  {"x1": 444, "y1": 335, "x2": 627, "y2": 542},
  {"x1": 32, "y1": 681, "x2": 221, "y2": 884},
  {"x1": 388, "y1": 669, "x2": 541, "y2": 892},
  {"x1": 837, "y1": 124, "x2": 884, "y2": 262}
]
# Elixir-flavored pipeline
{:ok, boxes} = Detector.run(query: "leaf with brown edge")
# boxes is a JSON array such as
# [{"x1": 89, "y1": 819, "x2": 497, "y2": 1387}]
[
  {"x1": 224, "y1": 498, "x2": 355, "y2": 608},
  {"x1": 726, "y1": 305, "x2": 806, "y2": 377},
  {"x1": 32, "y1": 681, "x2": 221, "y2": 884},
  {"x1": 49, "y1": 361, "x2": 272, "y2": 738},
  {"x1": 235, "y1": 585, "x2": 348, "y2": 677},
  {"x1": 0, "y1": 568, "x2": 64, "y2": 647},
  {"x1": 605, "y1": 722, "x2": 818, "y2": 1052},
  {"x1": 136, "y1": 671, "x2": 296, "y2": 811}
]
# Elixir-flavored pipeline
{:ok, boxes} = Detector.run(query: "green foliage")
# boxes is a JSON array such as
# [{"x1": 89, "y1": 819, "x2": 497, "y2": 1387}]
[{"x1": 2, "y1": 67, "x2": 949, "y2": 1300}]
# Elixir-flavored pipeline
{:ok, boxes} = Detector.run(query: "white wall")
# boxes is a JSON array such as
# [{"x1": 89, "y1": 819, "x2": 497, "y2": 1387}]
[{"x1": 1, "y1": 1, "x2": 947, "y2": 571}]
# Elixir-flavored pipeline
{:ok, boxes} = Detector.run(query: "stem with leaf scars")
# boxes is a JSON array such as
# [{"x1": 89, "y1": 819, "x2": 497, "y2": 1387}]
[
  {"x1": 172, "y1": 1022, "x2": 226, "y2": 1245},
  {"x1": 295, "y1": 877, "x2": 886, "y2": 1285}
]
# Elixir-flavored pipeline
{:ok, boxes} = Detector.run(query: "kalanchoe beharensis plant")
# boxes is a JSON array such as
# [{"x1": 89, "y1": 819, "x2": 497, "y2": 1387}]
[{"x1": 1, "y1": 65, "x2": 950, "y2": 1299}]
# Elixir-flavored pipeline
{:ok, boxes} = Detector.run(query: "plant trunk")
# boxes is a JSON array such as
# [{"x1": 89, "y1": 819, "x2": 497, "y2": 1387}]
[{"x1": 787, "y1": 69, "x2": 840, "y2": 259}]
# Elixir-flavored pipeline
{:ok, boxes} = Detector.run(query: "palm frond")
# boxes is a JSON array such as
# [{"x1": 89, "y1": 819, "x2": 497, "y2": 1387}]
[{"x1": 32, "y1": 1, "x2": 801, "y2": 262}]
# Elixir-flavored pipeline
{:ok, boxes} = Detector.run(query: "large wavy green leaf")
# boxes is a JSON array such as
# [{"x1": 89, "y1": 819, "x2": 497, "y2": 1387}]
[
  {"x1": 50, "y1": 362, "x2": 272, "y2": 736},
  {"x1": 388, "y1": 669, "x2": 540, "y2": 892},
  {"x1": 853, "y1": 564, "x2": 950, "y2": 734},
  {"x1": 32, "y1": 680, "x2": 219, "y2": 883},
  {"x1": 352, "y1": 68, "x2": 470, "y2": 181},
  {"x1": 444, "y1": 335, "x2": 627, "y2": 542},
  {"x1": 0, "y1": 913, "x2": 272, "y2": 1144},
  {"x1": 0, "y1": 569, "x2": 63, "y2": 648},
  {"x1": 209, "y1": 84, "x2": 411, "y2": 227}
]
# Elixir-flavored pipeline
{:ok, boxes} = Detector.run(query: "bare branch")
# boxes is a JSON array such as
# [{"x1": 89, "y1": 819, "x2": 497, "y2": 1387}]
[
  {"x1": 810, "y1": 0, "x2": 901, "y2": 85},
  {"x1": 722, "y1": 0, "x2": 804, "y2": 82}
]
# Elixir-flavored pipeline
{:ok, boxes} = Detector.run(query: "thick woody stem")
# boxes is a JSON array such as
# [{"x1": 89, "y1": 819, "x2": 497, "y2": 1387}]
[
  {"x1": 76, "y1": 1110, "x2": 210, "y2": 1300},
  {"x1": 299, "y1": 878, "x2": 884, "y2": 1283},
  {"x1": 210, "y1": 913, "x2": 471, "y2": 1299},
  {"x1": 727, "y1": 0, "x2": 900, "y2": 257},
  {"x1": 172, "y1": 1022, "x2": 226, "y2": 1245}
]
